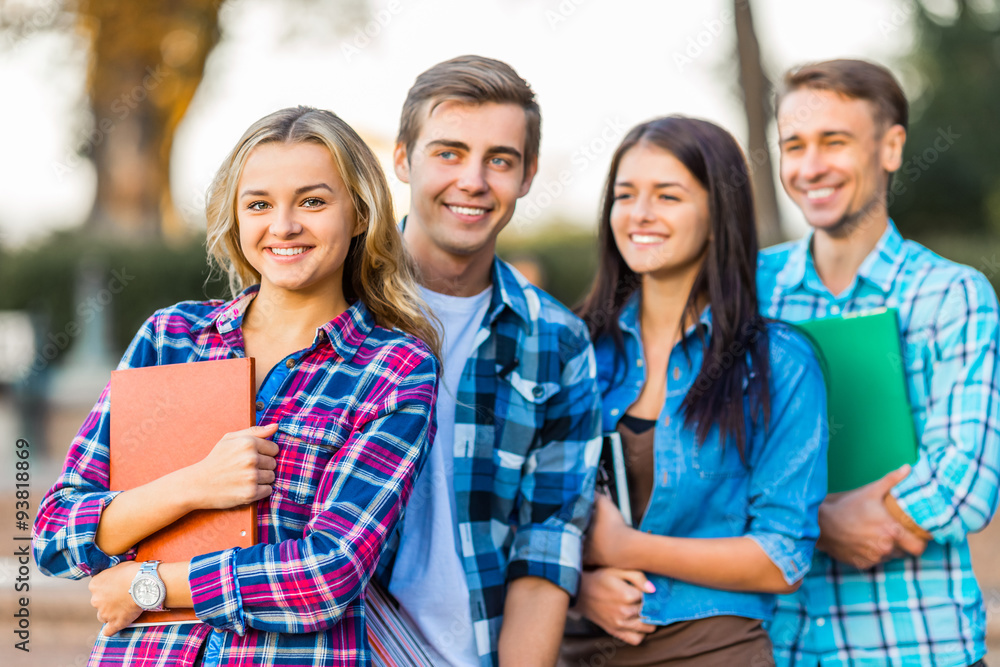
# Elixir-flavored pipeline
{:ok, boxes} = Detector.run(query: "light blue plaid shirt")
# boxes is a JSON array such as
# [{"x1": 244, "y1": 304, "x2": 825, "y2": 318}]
[
  {"x1": 378, "y1": 258, "x2": 602, "y2": 667},
  {"x1": 758, "y1": 221, "x2": 1000, "y2": 667}
]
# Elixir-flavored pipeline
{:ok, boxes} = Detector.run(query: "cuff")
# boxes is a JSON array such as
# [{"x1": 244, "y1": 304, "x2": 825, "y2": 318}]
[
  {"x1": 70, "y1": 491, "x2": 137, "y2": 575},
  {"x1": 507, "y1": 524, "x2": 584, "y2": 597},
  {"x1": 190, "y1": 548, "x2": 246, "y2": 635},
  {"x1": 746, "y1": 533, "x2": 813, "y2": 585},
  {"x1": 891, "y1": 461, "x2": 958, "y2": 542}
]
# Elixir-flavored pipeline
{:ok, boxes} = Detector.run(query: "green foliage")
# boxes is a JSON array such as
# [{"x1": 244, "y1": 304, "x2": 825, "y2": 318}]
[
  {"x1": 892, "y1": 0, "x2": 1000, "y2": 235},
  {"x1": 0, "y1": 231, "x2": 228, "y2": 361}
]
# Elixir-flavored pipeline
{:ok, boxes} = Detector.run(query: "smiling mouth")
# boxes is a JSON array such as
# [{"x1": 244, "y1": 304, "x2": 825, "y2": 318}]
[
  {"x1": 805, "y1": 187, "x2": 837, "y2": 200},
  {"x1": 268, "y1": 247, "x2": 310, "y2": 256},
  {"x1": 630, "y1": 233, "x2": 667, "y2": 245},
  {"x1": 447, "y1": 204, "x2": 490, "y2": 217}
]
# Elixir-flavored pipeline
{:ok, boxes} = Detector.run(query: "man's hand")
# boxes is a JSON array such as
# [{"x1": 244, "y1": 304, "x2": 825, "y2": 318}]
[
  {"x1": 817, "y1": 465, "x2": 928, "y2": 569},
  {"x1": 574, "y1": 568, "x2": 656, "y2": 646},
  {"x1": 89, "y1": 561, "x2": 143, "y2": 636}
]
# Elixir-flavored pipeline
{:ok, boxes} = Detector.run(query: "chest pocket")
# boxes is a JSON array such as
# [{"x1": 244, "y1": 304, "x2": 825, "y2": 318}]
[{"x1": 272, "y1": 419, "x2": 340, "y2": 506}]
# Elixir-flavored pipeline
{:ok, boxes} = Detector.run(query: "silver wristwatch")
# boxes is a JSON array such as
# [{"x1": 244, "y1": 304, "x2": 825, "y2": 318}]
[{"x1": 128, "y1": 560, "x2": 167, "y2": 612}]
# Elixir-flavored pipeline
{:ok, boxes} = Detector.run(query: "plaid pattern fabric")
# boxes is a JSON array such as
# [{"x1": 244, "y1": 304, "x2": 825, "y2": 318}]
[
  {"x1": 758, "y1": 222, "x2": 1000, "y2": 667},
  {"x1": 378, "y1": 259, "x2": 602, "y2": 666},
  {"x1": 33, "y1": 286, "x2": 439, "y2": 666}
]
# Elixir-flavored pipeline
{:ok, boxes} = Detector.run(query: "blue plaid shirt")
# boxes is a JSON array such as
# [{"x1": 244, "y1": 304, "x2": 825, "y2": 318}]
[
  {"x1": 758, "y1": 221, "x2": 1000, "y2": 667},
  {"x1": 378, "y1": 258, "x2": 602, "y2": 666}
]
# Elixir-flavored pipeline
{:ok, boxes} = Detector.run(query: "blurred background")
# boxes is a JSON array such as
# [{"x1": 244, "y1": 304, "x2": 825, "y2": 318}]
[{"x1": 0, "y1": 0, "x2": 998, "y2": 664}]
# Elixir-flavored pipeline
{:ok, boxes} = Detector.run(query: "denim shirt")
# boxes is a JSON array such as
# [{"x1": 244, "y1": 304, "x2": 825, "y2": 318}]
[{"x1": 594, "y1": 296, "x2": 828, "y2": 626}]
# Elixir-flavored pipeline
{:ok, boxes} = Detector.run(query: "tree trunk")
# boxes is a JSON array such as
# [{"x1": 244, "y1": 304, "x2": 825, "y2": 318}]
[
  {"x1": 78, "y1": 0, "x2": 222, "y2": 241},
  {"x1": 733, "y1": 0, "x2": 783, "y2": 247}
]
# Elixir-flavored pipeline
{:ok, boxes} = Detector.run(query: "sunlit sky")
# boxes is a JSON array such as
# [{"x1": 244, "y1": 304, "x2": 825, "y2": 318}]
[{"x1": 0, "y1": 0, "x2": 915, "y2": 247}]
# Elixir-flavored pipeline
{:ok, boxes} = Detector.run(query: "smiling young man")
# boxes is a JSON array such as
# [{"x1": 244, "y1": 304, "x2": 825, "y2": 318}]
[
  {"x1": 375, "y1": 56, "x2": 602, "y2": 667},
  {"x1": 758, "y1": 59, "x2": 1000, "y2": 667}
]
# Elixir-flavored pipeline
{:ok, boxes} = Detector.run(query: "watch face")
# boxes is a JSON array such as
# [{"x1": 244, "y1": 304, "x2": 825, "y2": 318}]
[{"x1": 133, "y1": 576, "x2": 162, "y2": 607}]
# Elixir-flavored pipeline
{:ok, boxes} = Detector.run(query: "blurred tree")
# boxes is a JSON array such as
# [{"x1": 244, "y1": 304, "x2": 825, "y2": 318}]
[
  {"x1": 0, "y1": 0, "x2": 368, "y2": 241},
  {"x1": 891, "y1": 0, "x2": 1000, "y2": 235},
  {"x1": 733, "y1": 0, "x2": 783, "y2": 246}
]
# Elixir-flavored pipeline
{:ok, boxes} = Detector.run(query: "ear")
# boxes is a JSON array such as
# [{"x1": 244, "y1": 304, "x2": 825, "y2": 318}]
[
  {"x1": 880, "y1": 124, "x2": 906, "y2": 174},
  {"x1": 393, "y1": 142, "x2": 411, "y2": 184},
  {"x1": 517, "y1": 155, "x2": 539, "y2": 198}
]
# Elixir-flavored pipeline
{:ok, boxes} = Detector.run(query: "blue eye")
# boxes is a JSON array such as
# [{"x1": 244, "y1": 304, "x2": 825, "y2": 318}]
[
  {"x1": 490, "y1": 157, "x2": 511, "y2": 168},
  {"x1": 439, "y1": 150, "x2": 457, "y2": 160}
]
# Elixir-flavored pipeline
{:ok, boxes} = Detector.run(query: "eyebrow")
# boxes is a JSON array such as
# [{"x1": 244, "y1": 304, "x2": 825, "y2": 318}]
[
  {"x1": 239, "y1": 183, "x2": 334, "y2": 198},
  {"x1": 615, "y1": 180, "x2": 687, "y2": 191},
  {"x1": 426, "y1": 139, "x2": 523, "y2": 161},
  {"x1": 780, "y1": 129, "x2": 855, "y2": 145}
]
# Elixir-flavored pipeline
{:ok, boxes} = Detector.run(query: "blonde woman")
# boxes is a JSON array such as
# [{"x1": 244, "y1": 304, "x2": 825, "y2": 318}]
[{"x1": 33, "y1": 106, "x2": 439, "y2": 667}]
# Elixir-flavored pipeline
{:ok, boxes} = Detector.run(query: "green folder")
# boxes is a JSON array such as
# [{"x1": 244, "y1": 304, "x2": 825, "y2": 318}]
[{"x1": 792, "y1": 308, "x2": 918, "y2": 493}]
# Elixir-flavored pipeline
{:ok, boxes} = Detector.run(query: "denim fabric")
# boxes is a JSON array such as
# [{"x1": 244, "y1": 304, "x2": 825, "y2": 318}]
[{"x1": 594, "y1": 297, "x2": 828, "y2": 626}]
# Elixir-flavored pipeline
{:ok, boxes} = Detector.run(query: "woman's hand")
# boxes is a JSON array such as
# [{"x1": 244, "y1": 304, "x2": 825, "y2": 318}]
[
  {"x1": 90, "y1": 561, "x2": 143, "y2": 636},
  {"x1": 186, "y1": 423, "x2": 280, "y2": 510},
  {"x1": 585, "y1": 493, "x2": 635, "y2": 568},
  {"x1": 574, "y1": 567, "x2": 657, "y2": 646}
]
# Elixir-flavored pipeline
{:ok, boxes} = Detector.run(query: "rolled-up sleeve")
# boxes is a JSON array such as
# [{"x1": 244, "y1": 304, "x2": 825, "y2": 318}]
[
  {"x1": 892, "y1": 271, "x2": 1000, "y2": 542},
  {"x1": 507, "y1": 328, "x2": 601, "y2": 597},
  {"x1": 746, "y1": 327, "x2": 828, "y2": 585}
]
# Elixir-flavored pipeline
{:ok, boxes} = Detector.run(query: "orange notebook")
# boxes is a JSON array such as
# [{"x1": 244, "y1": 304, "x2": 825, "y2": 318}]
[{"x1": 109, "y1": 357, "x2": 257, "y2": 626}]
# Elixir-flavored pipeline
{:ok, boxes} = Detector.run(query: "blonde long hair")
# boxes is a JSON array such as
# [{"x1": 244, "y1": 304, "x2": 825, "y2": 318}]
[{"x1": 206, "y1": 106, "x2": 440, "y2": 356}]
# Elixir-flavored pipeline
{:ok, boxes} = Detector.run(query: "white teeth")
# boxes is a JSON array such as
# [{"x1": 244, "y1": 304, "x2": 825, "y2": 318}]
[
  {"x1": 270, "y1": 247, "x2": 307, "y2": 256},
  {"x1": 806, "y1": 187, "x2": 835, "y2": 199},
  {"x1": 631, "y1": 234, "x2": 665, "y2": 244},
  {"x1": 449, "y1": 205, "x2": 487, "y2": 216}
]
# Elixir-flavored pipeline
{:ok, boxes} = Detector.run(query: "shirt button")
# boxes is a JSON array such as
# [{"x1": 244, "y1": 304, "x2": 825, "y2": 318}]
[
  {"x1": 815, "y1": 618, "x2": 826, "y2": 627},
  {"x1": 255, "y1": 400, "x2": 265, "y2": 411},
  {"x1": 637, "y1": 359, "x2": 644, "y2": 367},
  {"x1": 285, "y1": 358, "x2": 296, "y2": 369},
  {"x1": 532, "y1": 386, "x2": 544, "y2": 398},
  {"x1": 672, "y1": 367, "x2": 681, "y2": 380},
  {"x1": 663, "y1": 416, "x2": 670, "y2": 426},
  {"x1": 662, "y1": 471, "x2": 668, "y2": 485},
  {"x1": 611, "y1": 408, "x2": 620, "y2": 416},
  {"x1": 830, "y1": 306, "x2": 841, "y2": 315}
]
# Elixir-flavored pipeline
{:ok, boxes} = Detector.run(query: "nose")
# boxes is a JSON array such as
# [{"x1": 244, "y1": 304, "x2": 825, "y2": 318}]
[
  {"x1": 269, "y1": 205, "x2": 302, "y2": 237},
  {"x1": 799, "y1": 144, "x2": 829, "y2": 183},
  {"x1": 456, "y1": 161, "x2": 488, "y2": 195},
  {"x1": 630, "y1": 194, "x2": 655, "y2": 224}
]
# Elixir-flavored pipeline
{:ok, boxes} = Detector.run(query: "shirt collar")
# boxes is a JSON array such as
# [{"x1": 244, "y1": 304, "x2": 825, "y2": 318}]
[
  {"x1": 774, "y1": 219, "x2": 906, "y2": 297},
  {"x1": 211, "y1": 284, "x2": 373, "y2": 363},
  {"x1": 398, "y1": 216, "x2": 531, "y2": 333},
  {"x1": 618, "y1": 291, "x2": 713, "y2": 342}
]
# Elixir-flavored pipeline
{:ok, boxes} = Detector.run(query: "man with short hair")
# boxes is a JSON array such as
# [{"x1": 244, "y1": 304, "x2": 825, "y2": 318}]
[
  {"x1": 759, "y1": 58, "x2": 1000, "y2": 667},
  {"x1": 377, "y1": 55, "x2": 601, "y2": 667}
]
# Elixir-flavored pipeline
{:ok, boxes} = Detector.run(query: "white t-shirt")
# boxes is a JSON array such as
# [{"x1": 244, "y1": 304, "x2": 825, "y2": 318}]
[{"x1": 388, "y1": 285, "x2": 492, "y2": 667}]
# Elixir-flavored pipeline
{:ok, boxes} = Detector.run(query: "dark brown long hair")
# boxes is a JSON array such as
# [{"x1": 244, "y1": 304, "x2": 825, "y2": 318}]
[{"x1": 577, "y1": 116, "x2": 770, "y2": 456}]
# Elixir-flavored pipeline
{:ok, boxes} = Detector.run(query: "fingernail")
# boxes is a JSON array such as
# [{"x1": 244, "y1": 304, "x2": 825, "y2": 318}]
[{"x1": 644, "y1": 581, "x2": 656, "y2": 593}]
